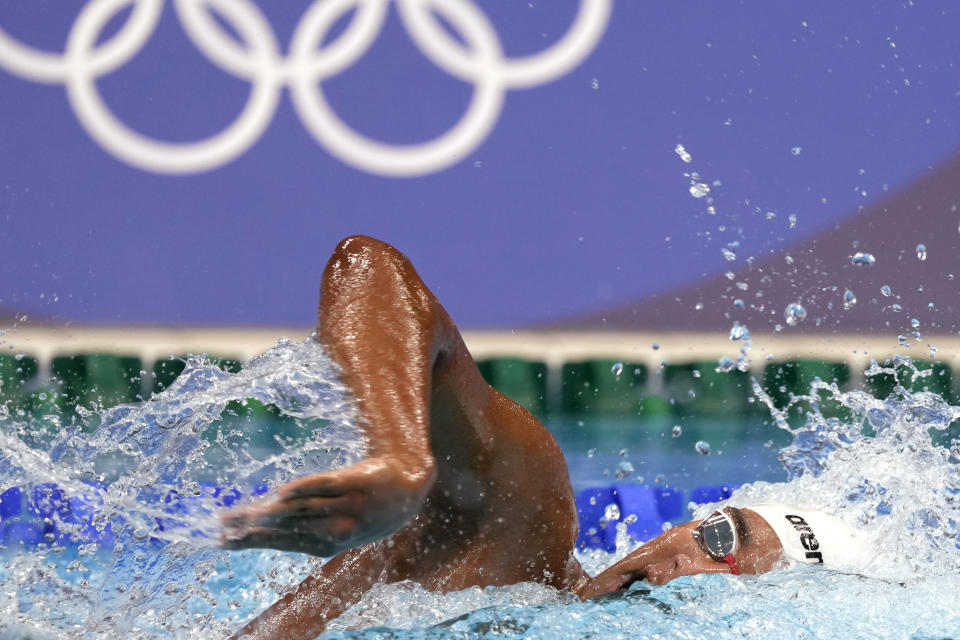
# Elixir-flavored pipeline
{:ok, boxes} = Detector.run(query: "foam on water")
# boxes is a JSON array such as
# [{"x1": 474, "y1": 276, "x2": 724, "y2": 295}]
[
  {"x1": 0, "y1": 336, "x2": 364, "y2": 638},
  {"x1": 2, "y1": 338, "x2": 960, "y2": 638}
]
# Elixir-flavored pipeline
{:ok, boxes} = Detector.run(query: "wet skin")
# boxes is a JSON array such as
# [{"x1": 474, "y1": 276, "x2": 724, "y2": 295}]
[
  {"x1": 223, "y1": 236, "x2": 784, "y2": 640},
  {"x1": 578, "y1": 507, "x2": 784, "y2": 597}
]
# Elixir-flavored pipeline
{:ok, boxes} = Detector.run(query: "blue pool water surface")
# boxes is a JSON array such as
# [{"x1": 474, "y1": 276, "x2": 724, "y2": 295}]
[{"x1": 1, "y1": 338, "x2": 959, "y2": 639}]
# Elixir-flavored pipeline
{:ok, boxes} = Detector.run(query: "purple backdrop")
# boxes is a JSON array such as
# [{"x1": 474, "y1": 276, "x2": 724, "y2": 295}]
[{"x1": 1, "y1": 1, "x2": 958, "y2": 328}]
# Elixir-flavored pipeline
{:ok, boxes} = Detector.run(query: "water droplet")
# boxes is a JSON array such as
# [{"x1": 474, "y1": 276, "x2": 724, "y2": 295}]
[
  {"x1": 587, "y1": 448, "x2": 596, "y2": 458},
  {"x1": 843, "y1": 289, "x2": 857, "y2": 310},
  {"x1": 590, "y1": 77, "x2": 599, "y2": 90},
  {"x1": 716, "y1": 357, "x2": 735, "y2": 372},
  {"x1": 652, "y1": 343, "x2": 660, "y2": 350},
  {"x1": 674, "y1": 144, "x2": 692, "y2": 163},
  {"x1": 892, "y1": 303, "x2": 903, "y2": 312},
  {"x1": 690, "y1": 182, "x2": 710, "y2": 198},
  {"x1": 785, "y1": 255, "x2": 794, "y2": 265},
  {"x1": 733, "y1": 299, "x2": 744, "y2": 309},
  {"x1": 692, "y1": 369, "x2": 701, "y2": 378},
  {"x1": 788, "y1": 214, "x2": 797, "y2": 228},
  {"x1": 911, "y1": 318, "x2": 921, "y2": 328},
  {"x1": 611, "y1": 362, "x2": 623, "y2": 376},
  {"x1": 695, "y1": 440, "x2": 711, "y2": 455},
  {"x1": 615, "y1": 460, "x2": 635, "y2": 480},
  {"x1": 604, "y1": 503, "x2": 621, "y2": 522},
  {"x1": 916, "y1": 244, "x2": 927, "y2": 261},
  {"x1": 623, "y1": 513, "x2": 639, "y2": 525},
  {"x1": 729, "y1": 322, "x2": 749, "y2": 341},
  {"x1": 765, "y1": 211, "x2": 776, "y2": 220},
  {"x1": 672, "y1": 425, "x2": 683, "y2": 438},
  {"x1": 851, "y1": 252, "x2": 876, "y2": 266},
  {"x1": 791, "y1": 146, "x2": 803, "y2": 156},
  {"x1": 695, "y1": 302, "x2": 703, "y2": 310},
  {"x1": 784, "y1": 302, "x2": 808, "y2": 326},
  {"x1": 928, "y1": 302, "x2": 935, "y2": 310},
  {"x1": 721, "y1": 247, "x2": 736, "y2": 261},
  {"x1": 881, "y1": 284, "x2": 892, "y2": 297}
]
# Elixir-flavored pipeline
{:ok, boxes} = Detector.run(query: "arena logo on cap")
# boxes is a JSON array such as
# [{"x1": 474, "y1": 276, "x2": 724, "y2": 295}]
[
  {"x1": 0, "y1": 0, "x2": 613, "y2": 176},
  {"x1": 784, "y1": 513, "x2": 823, "y2": 564}
]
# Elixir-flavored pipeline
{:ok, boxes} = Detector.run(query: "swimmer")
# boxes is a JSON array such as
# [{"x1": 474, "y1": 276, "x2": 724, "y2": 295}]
[{"x1": 224, "y1": 236, "x2": 870, "y2": 639}]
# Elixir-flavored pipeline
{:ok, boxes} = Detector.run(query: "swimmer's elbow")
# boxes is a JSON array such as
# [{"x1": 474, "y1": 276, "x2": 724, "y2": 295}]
[{"x1": 387, "y1": 453, "x2": 438, "y2": 499}]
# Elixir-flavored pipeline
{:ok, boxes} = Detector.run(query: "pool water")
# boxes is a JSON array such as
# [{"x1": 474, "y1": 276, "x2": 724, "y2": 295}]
[
  {"x1": 1, "y1": 338, "x2": 959, "y2": 639},
  {"x1": 551, "y1": 413, "x2": 791, "y2": 494}
]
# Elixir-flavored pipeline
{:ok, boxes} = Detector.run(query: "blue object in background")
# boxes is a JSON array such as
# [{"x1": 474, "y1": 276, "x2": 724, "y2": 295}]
[
  {"x1": 0, "y1": 481, "x2": 277, "y2": 550},
  {"x1": 0, "y1": 486, "x2": 23, "y2": 520},
  {"x1": 0, "y1": 487, "x2": 43, "y2": 547},
  {"x1": 575, "y1": 486, "x2": 618, "y2": 551},
  {"x1": 688, "y1": 484, "x2": 742, "y2": 506},
  {"x1": 609, "y1": 485, "x2": 667, "y2": 544},
  {"x1": 575, "y1": 483, "x2": 744, "y2": 551}
]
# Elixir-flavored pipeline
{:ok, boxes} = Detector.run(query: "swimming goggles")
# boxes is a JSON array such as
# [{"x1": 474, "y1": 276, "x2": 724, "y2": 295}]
[{"x1": 692, "y1": 510, "x2": 741, "y2": 575}]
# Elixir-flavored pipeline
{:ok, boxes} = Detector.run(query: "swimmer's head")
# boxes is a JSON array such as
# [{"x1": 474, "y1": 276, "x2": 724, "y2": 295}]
[
  {"x1": 582, "y1": 506, "x2": 784, "y2": 594},
  {"x1": 581, "y1": 504, "x2": 873, "y2": 597}
]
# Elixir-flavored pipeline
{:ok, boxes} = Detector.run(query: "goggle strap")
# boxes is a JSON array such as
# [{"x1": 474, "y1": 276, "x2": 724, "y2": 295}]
[{"x1": 722, "y1": 553, "x2": 740, "y2": 575}]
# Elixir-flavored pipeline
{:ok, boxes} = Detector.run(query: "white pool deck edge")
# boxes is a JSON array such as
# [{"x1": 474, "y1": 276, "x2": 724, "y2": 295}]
[{"x1": 4, "y1": 326, "x2": 953, "y2": 386}]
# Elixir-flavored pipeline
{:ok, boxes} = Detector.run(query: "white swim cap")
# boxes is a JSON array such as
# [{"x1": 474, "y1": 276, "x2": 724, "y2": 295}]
[{"x1": 749, "y1": 504, "x2": 873, "y2": 572}]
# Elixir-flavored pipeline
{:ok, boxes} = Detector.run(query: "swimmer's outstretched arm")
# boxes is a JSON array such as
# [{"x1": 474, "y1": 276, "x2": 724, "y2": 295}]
[
  {"x1": 226, "y1": 235, "x2": 584, "y2": 639},
  {"x1": 224, "y1": 236, "x2": 474, "y2": 639},
  {"x1": 224, "y1": 235, "x2": 448, "y2": 556}
]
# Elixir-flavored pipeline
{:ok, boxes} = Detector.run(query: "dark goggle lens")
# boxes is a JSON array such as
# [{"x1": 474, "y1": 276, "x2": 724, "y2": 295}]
[{"x1": 694, "y1": 511, "x2": 737, "y2": 560}]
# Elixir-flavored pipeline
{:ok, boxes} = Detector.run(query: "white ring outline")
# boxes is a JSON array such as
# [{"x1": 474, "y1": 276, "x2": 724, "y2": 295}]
[
  {"x1": 0, "y1": 0, "x2": 613, "y2": 176},
  {"x1": 290, "y1": 0, "x2": 504, "y2": 176},
  {"x1": 284, "y1": 0, "x2": 388, "y2": 81},
  {"x1": 0, "y1": 0, "x2": 162, "y2": 83},
  {"x1": 400, "y1": 0, "x2": 612, "y2": 88},
  {"x1": 65, "y1": 0, "x2": 283, "y2": 174}
]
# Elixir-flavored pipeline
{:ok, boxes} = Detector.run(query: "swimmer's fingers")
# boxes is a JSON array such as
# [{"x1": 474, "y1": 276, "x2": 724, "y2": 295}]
[
  {"x1": 220, "y1": 514, "x2": 356, "y2": 555},
  {"x1": 221, "y1": 494, "x2": 360, "y2": 533},
  {"x1": 248, "y1": 494, "x2": 366, "y2": 528},
  {"x1": 221, "y1": 458, "x2": 433, "y2": 555}
]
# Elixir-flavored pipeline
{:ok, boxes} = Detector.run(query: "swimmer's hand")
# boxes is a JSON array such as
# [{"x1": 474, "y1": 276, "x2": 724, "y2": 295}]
[{"x1": 220, "y1": 456, "x2": 435, "y2": 557}]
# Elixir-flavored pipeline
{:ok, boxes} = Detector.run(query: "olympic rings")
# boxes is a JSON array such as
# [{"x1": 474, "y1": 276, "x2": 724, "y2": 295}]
[{"x1": 0, "y1": 0, "x2": 613, "y2": 176}]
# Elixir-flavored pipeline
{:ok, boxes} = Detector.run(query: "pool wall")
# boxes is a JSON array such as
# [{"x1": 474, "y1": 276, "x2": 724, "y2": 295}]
[{"x1": 2, "y1": 327, "x2": 956, "y2": 417}]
